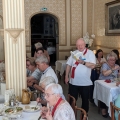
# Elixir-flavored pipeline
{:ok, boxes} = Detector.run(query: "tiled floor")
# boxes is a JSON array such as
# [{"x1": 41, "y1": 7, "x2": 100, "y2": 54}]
[{"x1": 58, "y1": 78, "x2": 111, "y2": 120}]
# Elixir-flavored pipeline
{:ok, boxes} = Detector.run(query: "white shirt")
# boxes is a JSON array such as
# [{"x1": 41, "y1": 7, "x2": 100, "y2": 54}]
[
  {"x1": 66, "y1": 49, "x2": 96, "y2": 86},
  {"x1": 40, "y1": 66, "x2": 58, "y2": 83}
]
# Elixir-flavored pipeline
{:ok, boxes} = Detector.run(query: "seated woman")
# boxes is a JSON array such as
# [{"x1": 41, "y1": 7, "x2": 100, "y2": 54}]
[
  {"x1": 99, "y1": 52, "x2": 120, "y2": 118},
  {"x1": 26, "y1": 57, "x2": 42, "y2": 91},
  {"x1": 34, "y1": 42, "x2": 50, "y2": 62},
  {"x1": 111, "y1": 49, "x2": 120, "y2": 66},
  {"x1": 41, "y1": 83, "x2": 75, "y2": 120},
  {"x1": 36, "y1": 76, "x2": 56, "y2": 106},
  {"x1": 90, "y1": 49, "x2": 106, "y2": 102}
]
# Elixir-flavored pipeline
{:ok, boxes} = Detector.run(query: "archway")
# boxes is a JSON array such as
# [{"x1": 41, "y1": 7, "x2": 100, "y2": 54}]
[{"x1": 30, "y1": 13, "x2": 59, "y2": 65}]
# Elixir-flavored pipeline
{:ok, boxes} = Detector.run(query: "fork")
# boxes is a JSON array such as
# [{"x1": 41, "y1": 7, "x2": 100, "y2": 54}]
[{"x1": 35, "y1": 102, "x2": 38, "y2": 109}]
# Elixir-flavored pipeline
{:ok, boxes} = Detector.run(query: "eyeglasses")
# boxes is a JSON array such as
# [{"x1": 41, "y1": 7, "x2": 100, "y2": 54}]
[
  {"x1": 109, "y1": 59, "x2": 116, "y2": 61},
  {"x1": 43, "y1": 93, "x2": 55, "y2": 98}
]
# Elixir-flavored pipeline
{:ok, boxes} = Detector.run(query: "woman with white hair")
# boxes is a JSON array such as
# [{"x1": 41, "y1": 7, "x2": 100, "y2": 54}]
[
  {"x1": 99, "y1": 52, "x2": 120, "y2": 118},
  {"x1": 36, "y1": 76, "x2": 56, "y2": 106},
  {"x1": 41, "y1": 83, "x2": 75, "y2": 120},
  {"x1": 99, "y1": 52, "x2": 120, "y2": 80}
]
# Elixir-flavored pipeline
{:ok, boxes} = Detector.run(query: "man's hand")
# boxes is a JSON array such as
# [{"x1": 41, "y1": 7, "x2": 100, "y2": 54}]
[
  {"x1": 65, "y1": 76, "x2": 69, "y2": 85},
  {"x1": 77, "y1": 59, "x2": 84, "y2": 64}
]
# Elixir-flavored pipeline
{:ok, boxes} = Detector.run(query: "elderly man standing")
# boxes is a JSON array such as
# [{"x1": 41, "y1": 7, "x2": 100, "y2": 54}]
[{"x1": 65, "y1": 38, "x2": 96, "y2": 114}]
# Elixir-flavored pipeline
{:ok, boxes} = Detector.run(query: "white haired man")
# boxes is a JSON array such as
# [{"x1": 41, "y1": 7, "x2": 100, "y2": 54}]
[
  {"x1": 65, "y1": 38, "x2": 96, "y2": 115},
  {"x1": 41, "y1": 83, "x2": 75, "y2": 120},
  {"x1": 30, "y1": 55, "x2": 58, "y2": 91}
]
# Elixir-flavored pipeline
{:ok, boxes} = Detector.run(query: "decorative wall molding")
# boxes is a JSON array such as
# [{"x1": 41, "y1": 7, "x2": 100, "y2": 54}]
[{"x1": 5, "y1": 28, "x2": 24, "y2": 42}]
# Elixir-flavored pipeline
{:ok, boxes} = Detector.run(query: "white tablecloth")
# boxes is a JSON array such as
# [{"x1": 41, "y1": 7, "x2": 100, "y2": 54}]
[
  {"x1": 93, "y1": 80, "x2": 120, "y2": 116},
  {"x1": 55, "y1": 60, "x2": 67, "y2": 76},
  {"x1": 0, "y1": 101, "x2": 45, "y2": 120}
]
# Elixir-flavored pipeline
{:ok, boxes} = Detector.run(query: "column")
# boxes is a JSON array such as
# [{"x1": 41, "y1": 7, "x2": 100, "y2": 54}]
[{"x1": 2, "y1": 0, "x2": 26, "y2": 100}]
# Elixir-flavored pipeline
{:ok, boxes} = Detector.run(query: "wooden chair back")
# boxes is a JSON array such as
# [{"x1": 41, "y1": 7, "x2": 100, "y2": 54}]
[
  {"x1": 110, "y1": 102, "x2": 120, "y2": 120},
  {"x1": 67, "y1": 94, "x2": 76, "y2": 114},
  {"x1": 75, "y1": 106, "x2": 87, "y2": 120},
  {"x1": 67, "y1": 94, "x2": 87, "y2": 120}
]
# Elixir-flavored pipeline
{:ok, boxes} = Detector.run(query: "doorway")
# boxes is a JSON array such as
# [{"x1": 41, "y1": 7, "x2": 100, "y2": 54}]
[{"x1": 30, "y1": 13, "x2": 59, "y2": 65}]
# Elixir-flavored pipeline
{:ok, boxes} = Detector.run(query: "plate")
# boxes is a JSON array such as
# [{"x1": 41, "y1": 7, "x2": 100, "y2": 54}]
[
  {"x1": 23, "y1": 105, "x2": 41, "y2": 113},
  {"x1": 5, "y1": 107, "x2": 23, "y2": 115}
]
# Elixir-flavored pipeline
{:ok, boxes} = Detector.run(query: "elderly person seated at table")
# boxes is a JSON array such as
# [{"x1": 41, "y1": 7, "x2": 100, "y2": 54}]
[
  {"x1": 35, "y1": 55, "x2": 58, "y2": 83},
  {"x1": 41, "y1": 83, "x2": 75, "y2": 120},
  {"x1": 99, "y1": 52, "x2": 120, "y2": 118},
  {"x1": 28, "y1": 55, "x2": 58, "y2": 90},
  {"x1": 26, "y1": 57, "x2": 42, "y2": 91},
  {"x1": 36, "y1": 76, "x2": 64, "y2": 106}
]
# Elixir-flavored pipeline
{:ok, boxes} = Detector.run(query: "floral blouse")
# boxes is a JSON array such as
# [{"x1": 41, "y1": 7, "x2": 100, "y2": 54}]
[{"x1": 53, "y1": 101, "x2": 75, "y2": 120}]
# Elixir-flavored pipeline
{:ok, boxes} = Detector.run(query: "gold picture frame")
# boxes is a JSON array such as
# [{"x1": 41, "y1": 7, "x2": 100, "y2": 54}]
[{"x1": 105, "y1": 0, "x2": 120, "y2": 35}]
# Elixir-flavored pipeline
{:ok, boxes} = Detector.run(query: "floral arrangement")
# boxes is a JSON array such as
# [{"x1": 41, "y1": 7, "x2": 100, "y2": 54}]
[{"x1": 83, "y1": 32, "x2": 94, "y2": 48}]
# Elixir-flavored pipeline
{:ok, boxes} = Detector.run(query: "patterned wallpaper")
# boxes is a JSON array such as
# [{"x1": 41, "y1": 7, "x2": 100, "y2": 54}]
[
  {"x1": 24, "y1": 0, "x2": 66, "y2": 46},
  {"x1": 87, "y1": 0, "x2": 120, "y2": 53},
  {"x1": 70, "y1": 0, "x2": 83, "y2": 45}
]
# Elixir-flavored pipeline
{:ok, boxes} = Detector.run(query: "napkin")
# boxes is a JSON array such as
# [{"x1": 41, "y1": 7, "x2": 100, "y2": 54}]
[{"x1": 104, "y1": 79, "x2": 111, "y2": 83}]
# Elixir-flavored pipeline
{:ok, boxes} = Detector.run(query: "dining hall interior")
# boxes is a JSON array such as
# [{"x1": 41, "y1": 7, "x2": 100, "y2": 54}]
[{"x1": 0, "y1": 0, "x2": 120, "y2": 120}]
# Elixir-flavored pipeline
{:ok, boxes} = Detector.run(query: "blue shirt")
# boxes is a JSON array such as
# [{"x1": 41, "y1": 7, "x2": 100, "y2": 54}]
[{"x1": 99, "y1": 63, "x2": 118, "y2": 80}]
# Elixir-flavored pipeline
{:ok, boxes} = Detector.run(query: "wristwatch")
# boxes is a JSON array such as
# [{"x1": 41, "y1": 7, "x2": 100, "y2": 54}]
[{"x1": 83, "y1": 62, "x2": 86, "y2": 65}]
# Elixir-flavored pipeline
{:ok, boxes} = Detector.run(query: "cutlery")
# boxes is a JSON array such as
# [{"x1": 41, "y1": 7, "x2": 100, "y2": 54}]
[
  {"x1": 35, "y1": 102, "x2": 38, "y2": 110},
  {"x1": 38, "y1": 115, "x2": 41, "y2": 120}
]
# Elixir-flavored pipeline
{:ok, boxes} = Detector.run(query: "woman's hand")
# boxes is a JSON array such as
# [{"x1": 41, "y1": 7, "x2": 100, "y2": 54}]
[
  {"x1": 116, "y1": 82, "x2": 120, "y2": 86},
  {"x1": 114, "y1": 65, "x2": 120, "y2": 71},
  {"x1": 45, "y1": 108, "x2": 53, "y2": 120},
  {"x1": 41, "y1": 107, "x2": 48, "y2": 119}
]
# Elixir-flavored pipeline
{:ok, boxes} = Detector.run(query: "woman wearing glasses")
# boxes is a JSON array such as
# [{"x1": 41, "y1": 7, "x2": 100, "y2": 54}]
[
  {"x1": 41, "y1": 83, "x2": 75, "y2": 120},
  {"x1": 99, "y1": 52, "x2": 120, "y2": 118}
]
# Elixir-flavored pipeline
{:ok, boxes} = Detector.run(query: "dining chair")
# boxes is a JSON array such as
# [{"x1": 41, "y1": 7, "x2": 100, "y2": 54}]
[
  {"x1": 67, "y1": 94, "x2": 87, "y2": 120},
  {"x1": 110, "y1": 102, "x2": 120, "y2": 120}
]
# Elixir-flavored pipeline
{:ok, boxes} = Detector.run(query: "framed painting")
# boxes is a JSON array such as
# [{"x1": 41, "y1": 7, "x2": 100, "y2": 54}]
[{"x1": 105, "y1": 0, "x2": 120, "y2": 35}]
